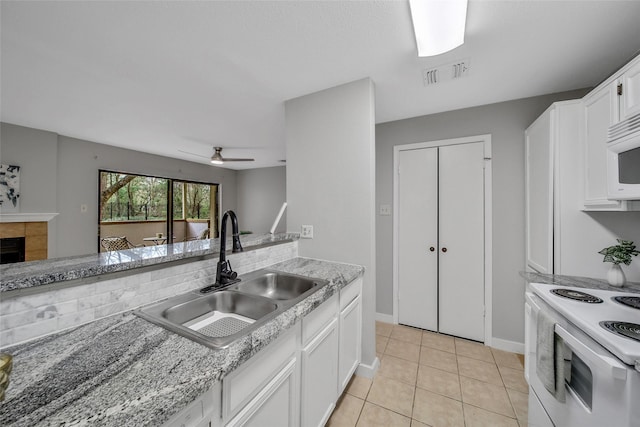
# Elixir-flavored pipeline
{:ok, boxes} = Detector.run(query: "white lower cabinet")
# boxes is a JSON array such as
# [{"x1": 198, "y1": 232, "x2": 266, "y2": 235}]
[
  {"x1": 164, "y1": 277, "x2": 363, "y2": 427},
  {"x1": 301, "y1": 318, "x2": 339, "y2": 427},
  {"x1": 300, "y1": 292, "x2": 339, "y2": 427},
  {"x1": 226, "y1": 358, "x2": 298, "y2": 427},
  {"x1": 163, "y1": 384, "x2": 220, "y2": 427},
  {"x1": 338, "y1": 278, "x2": 362, "y2": 394},
  {"x1": 222, "y1": 325, "x2": 299, "y2": 425}
]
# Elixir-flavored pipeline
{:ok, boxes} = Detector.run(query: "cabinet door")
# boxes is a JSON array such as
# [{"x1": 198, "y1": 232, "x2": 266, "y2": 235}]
[
  {"x1": 338, "y1": 294, "x2": 361, "y2": 394},
  {"x1": 525, "y1": 110, "x2": 554, "y2": 273},
  {"x1": 621, "y1": 58, "x2": 640, "y2": 120},
  {"x1": 223, "y1": 327, "x2": 298, "y2": 421},
  {"x1": 583, "y1": 82, "x2": 626, "y2": 210},
  {"x1": 397, "y1": 147, "x2": 438, "y2": 330},
  {"x1": 226, "y1": 358, "x2": 298, "y2": 427},
  {"x1": 301, "y1": 318, "x2": 339, "y2": 427},
  {"x1": 438, "y1": 142, "x2": 485, "y2": 342}
]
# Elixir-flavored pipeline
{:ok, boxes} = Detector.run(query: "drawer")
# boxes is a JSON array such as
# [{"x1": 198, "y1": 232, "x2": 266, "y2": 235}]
[
  {"x1": 302, "y1": 293, "x2": 338, "y2": 346},
  {"x1": 340, "y1": 277, "x2": 362, "y2": 310},
  {"x1": 223, "y1": 324, "x2": 299, "y2": 422},
  {"x1": 163, "y1": 386, "x2": 216, "y2": 427}
]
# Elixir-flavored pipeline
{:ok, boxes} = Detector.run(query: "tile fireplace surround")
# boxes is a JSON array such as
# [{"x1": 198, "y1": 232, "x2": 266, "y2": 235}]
[{"x1": 0, "y1": 213, "x2": 57, "y2": 262}]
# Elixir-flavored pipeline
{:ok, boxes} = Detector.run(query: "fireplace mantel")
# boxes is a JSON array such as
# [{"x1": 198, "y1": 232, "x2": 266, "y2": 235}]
[{"x1": 0, "y1": 213, "x2": 58, "y2": 223}]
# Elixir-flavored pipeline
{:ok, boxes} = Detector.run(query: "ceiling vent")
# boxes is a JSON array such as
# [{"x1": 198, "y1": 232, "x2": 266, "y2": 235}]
[{"x1": 422, "y1": 58, "x2": 470, "y2": 86}]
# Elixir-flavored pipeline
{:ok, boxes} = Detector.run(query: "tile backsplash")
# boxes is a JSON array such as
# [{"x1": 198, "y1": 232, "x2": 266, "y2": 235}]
[{"x1": 0, "y1": 241, "x2": 297, "y2": 347}]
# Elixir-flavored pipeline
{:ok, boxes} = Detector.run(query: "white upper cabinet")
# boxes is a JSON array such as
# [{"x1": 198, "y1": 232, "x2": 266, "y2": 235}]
[
  {"x1": 582, "y1": 53, "x2": 640, "y2": 210},
  {"x1": 525, "y1": 100, "x2": 584, "y2": 275},
  {"x1": 525, "y1": 106, "x2": 555, "y2": 273},
  {"x1": 620, "y1": 58, "x2": 640, "y2": 120},
  {"x1": 583, "y1": 82, "x2": 626, "y2": 210}
]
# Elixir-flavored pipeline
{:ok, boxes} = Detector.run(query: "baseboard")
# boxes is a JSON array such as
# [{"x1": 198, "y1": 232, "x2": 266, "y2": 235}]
[
  {"x1": 491, "y1": 337, "x2": 524, "y2": 354},
  {"x1": 375, "y1": 312, "x2": 394, "y2": 324},
  {"x1": 355, "y1": 356, "x2": 380, "y2": 379}
]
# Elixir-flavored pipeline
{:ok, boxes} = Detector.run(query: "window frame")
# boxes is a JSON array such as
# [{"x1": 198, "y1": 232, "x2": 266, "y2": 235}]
[{"x1": 97, "y1": 169, "x2": 221, "y2": 251}]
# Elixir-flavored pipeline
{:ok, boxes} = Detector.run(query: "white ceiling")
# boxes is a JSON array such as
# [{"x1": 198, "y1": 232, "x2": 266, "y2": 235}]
[{"x1": 2, "y1": 1, "x2": 640, "y2": 170}]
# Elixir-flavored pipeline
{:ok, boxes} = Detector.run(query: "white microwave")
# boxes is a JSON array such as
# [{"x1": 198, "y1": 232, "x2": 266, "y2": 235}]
[{"x1": 607, "y1": 112, "x2": 640, "y2": 200}]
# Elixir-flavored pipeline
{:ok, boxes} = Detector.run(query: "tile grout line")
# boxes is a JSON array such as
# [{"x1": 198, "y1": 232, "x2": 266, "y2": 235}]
[{"x1": 371, "y1": 322, "x2": 526, "y2": 426}]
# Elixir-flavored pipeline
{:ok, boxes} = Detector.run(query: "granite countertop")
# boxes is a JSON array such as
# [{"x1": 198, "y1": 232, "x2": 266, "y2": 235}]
[
  {"x1": 521, "y1": 271, "x2": 640, "y2": 294},
  {"x1": 0, "y1": 257, "x2": 364, "y2": 427},
  {"x1": 0, "y1": 233, "x2": 298, "y2": 293}
]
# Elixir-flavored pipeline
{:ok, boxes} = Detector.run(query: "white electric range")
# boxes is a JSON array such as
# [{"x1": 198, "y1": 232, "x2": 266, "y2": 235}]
[{"x1": 525, "y1": 283, "x2": 640, "y2": 427}]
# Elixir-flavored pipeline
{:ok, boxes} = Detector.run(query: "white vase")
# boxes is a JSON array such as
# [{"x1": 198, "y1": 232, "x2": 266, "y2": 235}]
[{"x1": 607, "y1": 264, "x2": 626, "y2": 287}]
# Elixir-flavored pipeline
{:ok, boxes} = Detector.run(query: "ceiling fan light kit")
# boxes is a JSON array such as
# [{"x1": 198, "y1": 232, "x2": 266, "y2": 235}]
[
  {"x1": 409, "y1": 0, "x2": 468, "y2": 57},
  {"x1": 209, "y1": 147, "x2": 255, "y2": 165}
]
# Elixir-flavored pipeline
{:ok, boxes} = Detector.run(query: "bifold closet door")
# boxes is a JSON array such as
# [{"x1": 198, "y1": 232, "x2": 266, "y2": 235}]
[
  {"x1": 438, "y1": 142, "x2": 485, "y2": 342},
  {"x1": 397, "y1": 147, "x2": 438, "y2": 331}
]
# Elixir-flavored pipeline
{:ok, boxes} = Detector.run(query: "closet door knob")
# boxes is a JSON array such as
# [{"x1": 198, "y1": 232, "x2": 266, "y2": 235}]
[
  {"x1": 429, "y1": 247, "x2": 435, "y2": 252},
  {"x1": 441, "y1": 247, "x2": 448, "y2": 253}
]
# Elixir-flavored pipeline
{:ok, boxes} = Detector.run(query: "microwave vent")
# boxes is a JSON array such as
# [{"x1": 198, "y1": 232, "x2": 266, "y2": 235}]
[{"x1": 608, "y1": 112, "x2": 640, "y2": 142}]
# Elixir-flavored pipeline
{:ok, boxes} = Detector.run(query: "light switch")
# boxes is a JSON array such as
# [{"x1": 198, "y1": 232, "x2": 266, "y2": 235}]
[
  {"x1": 379, "y1": 204, "x2": 392, "y2": 216},
  {"x1": 80, "y1": 204, "x2": 88, "y2": 213}
]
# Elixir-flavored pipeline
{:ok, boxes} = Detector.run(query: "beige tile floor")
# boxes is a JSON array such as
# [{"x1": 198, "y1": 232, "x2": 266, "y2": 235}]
[{"x1": 327, "y1": 321, "x2": 528, "y2": 427}]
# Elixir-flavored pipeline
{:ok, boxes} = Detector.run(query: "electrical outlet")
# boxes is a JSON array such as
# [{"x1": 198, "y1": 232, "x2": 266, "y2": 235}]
[
  {"x1": 301, "y1": 225, "x2": 313, "y2": 239},
  {"x1": 379, "y1": 204, "x2": 392, "y2": 216}
]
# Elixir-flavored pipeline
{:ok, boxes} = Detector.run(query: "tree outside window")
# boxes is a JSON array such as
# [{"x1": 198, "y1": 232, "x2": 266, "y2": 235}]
[{"x1": 99, "y1": 171, "x2": 219, "y2": 249}]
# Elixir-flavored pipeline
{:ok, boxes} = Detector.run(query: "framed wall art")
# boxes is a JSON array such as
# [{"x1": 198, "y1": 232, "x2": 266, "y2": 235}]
[{"x1": 0, "y1": 164, "x2": 20, "y2": 213}]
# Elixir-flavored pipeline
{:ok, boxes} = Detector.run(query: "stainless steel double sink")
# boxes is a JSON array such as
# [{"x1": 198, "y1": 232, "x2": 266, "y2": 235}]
[{"x1": 134, "y1": 269, "x2": 328, "y2": 349}]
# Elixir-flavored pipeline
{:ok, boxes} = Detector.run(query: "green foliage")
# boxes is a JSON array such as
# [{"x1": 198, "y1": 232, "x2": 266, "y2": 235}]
[
  {"x1": 100, "y1": 173, "x2": 168, "y2": 221},
  {"x1": 100, "y1": 172, "x2": 214, "y2": 222},
  {"x1": 598, "y1": 239, "x2": 640, "y2": 266}
]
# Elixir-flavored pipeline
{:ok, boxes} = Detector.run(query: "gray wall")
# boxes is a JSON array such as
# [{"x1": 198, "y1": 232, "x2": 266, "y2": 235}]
[
  {"x1": 0, "y1": 123, "x2": 60, "y2": 256},
  {"x1": 236, "y1": 166, "x2": 286, "y2": 234},
  {"x1": 1, "y1": 122, "x2": 238, "y2": 258},
  {"x1": 286, "y1": 78, "x2": 377, "y2": 372},
  {"x1": 375, "y1": 89, "x2": 591, "y2": 345},
  {"x1": 0, "y1": 124, "x2": 58, "y2": 213}
]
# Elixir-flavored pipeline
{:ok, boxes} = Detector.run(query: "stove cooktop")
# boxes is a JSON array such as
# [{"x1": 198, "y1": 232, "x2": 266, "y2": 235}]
[{"x1": 530, "y1": 283, "x2": 640, "y2": 365}]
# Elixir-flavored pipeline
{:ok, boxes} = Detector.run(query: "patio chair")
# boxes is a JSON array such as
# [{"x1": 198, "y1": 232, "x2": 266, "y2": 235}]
[
  {"x1": 186, "y1": 228, "x2": 210, "y2": 241},
  {"x1": 100, "y1": 236, "x2": 144, "y2": 251}
]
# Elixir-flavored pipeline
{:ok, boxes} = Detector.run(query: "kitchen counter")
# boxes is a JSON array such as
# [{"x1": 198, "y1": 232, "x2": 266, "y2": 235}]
[
  {"x1": 521, "y1": 271, "x2": 640, "y2": 294},
  {"x1": 0, "y1": 233, "x2": 297, "y2": 293},
  {"x1": 0, "y1": 257, "x2": 364, "y2": 426}
]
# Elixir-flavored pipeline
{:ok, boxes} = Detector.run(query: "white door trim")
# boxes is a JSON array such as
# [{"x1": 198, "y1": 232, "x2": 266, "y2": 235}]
[{"x1": 392, "y1": 134, "x2": 493, "y2": 345}]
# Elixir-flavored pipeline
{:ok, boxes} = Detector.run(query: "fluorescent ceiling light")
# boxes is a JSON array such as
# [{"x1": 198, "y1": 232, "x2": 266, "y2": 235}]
[{"x1": 409, "y1": 0, "x2": 468, "y2": 57}]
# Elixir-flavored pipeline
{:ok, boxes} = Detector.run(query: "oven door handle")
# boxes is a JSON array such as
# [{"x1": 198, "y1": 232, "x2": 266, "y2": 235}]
[{"x1": 555, "y1": 324, "x2": 628, "y2": 381}]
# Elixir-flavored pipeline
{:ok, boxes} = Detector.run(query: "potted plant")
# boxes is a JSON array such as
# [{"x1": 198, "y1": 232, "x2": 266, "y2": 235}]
[{"x1": 598, "y1": 239, "x2": 639, "y2": 287}]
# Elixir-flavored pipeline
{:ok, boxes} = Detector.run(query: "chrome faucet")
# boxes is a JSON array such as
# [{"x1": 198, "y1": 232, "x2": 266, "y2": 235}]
[{"x1": 214, "y1": 210, "x2": 243, "y2": 287}]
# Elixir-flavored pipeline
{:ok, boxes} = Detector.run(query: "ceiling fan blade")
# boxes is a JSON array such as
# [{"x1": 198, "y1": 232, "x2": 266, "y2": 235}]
[
  {"x1": 177, "y1": 149, "x2": 210, "y2": 159},
  {"x1": 221, "y1": 157, "x2": 255, "y2": 162}
]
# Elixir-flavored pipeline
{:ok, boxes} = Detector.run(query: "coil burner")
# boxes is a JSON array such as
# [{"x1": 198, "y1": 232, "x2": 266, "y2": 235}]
[
  {"x1": 600, "y1": 321, "x2": 640, "y2": 343},
  {"x1": 550, "y1": 288, "x2": 603, "y2": 304},
  {"x1": 613, "y1": 296, "x2": 640, "y2": 310}
]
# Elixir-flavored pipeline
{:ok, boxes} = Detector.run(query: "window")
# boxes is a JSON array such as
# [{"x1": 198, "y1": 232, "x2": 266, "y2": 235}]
[
  {"x1": 100, "y1": 173, "x2": 168, "y2": 222},
  {"x1": 99, "y1": 170, "x2": 219, "y2": 250}
]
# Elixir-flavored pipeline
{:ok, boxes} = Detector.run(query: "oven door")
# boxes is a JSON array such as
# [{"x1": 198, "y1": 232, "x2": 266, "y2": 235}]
[{"x1": 525, "y1": 293, "x2": 633, "y2": 427}]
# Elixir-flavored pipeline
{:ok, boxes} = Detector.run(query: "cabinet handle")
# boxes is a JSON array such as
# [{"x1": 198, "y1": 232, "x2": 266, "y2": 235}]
[
  {"x1": 429, "y1": 246, "x2": 435, "y2": 252},
  {"x1": 441, "y1": 247, "x2": 448, "y2": 253}
]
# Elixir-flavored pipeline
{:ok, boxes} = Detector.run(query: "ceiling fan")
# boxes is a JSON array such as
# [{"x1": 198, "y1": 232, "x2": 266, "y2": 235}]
[{"x1": 178, "y1": 147, "x2": 255, "y2": 165}]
